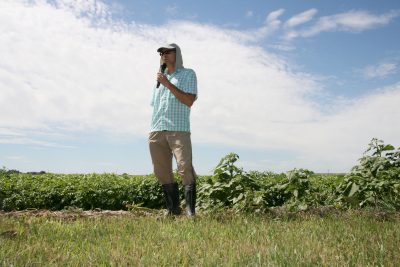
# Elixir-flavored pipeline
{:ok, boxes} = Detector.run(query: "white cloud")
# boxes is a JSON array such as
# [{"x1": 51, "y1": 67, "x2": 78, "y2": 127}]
[
  {"x1": 267, "y1": 9, "x2": 285, "y2": 24},
  {"x1": 245, "y1": 10, "x2": 253, "y2": 18},
  {"x1": 269, "y1": 43, "x2": 296, "y2": 52},
  {"x1": 363, "y1": 63, "x2": 397, "y2": 79},
  {"x1": 52, "y1": 0, "x2": 111, "y2": 20},
  {"x1": 244, "y1": 9, "x2": 398, "y2": 42},
  {"x1": 288, "y1": 83, "x2": 400, "y2": 171},
  {"x1": 4, "y1": 156, "x2": 25, "y2": 161},
  {"x1": 286, "y1": 10, "x2": 400, "y2": 40},
  {"x1": 248, "y1": 9, "x2": 285, "y2": 39},
  {"x1": 1, "y1": 1, "x2": 400, "y2": 172},
  {"x1": 284, "y1": 8, "x2": 318, "y2": 28},
  {"x1": 0, "y1": 127, "x2": 76, "y2": 148}
]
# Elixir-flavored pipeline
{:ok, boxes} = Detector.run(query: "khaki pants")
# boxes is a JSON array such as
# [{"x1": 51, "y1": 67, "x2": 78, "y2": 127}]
[{"x1": 149, "y1": 131, "x2": 196, "y2": 185}]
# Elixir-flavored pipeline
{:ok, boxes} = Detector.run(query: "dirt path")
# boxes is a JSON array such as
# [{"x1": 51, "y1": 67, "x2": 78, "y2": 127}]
[{"x1": 0, "y1": 208, "x2": 161, "y2": 220}]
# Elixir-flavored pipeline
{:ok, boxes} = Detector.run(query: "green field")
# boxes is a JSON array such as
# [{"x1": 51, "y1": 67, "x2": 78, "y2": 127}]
[
  {"x1": 1, "y1": 139, "x2": 399, "y2": 265},
  {"x1": 1, "y1": 139, "x2": 399, "y2": 213},
  {"x1": 1, "y1": 210, "x2": 399, "y2": 266}
]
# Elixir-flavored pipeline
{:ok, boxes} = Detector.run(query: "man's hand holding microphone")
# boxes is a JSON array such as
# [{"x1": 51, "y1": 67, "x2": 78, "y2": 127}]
[{"x1": 156, "y1": 63, "x2": 167, "y2": 88}]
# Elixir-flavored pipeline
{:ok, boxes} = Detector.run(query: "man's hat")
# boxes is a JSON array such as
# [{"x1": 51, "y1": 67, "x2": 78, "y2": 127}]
[{"x1": 157, "y1": 43, "x2": 178, "y2": 52}]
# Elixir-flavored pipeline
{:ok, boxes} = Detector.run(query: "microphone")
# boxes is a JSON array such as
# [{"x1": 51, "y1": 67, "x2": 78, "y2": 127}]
[{"x1": 156, "y1": 63, "x2": 167, "y2": 88}]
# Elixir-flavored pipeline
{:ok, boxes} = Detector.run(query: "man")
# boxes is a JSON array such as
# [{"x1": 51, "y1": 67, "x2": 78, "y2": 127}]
[{"x1": 149, "y1": 43, "x2": 198, "y2": 216}]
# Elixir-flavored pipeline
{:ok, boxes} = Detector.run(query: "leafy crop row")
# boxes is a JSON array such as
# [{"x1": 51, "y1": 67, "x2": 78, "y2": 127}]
[
  {"x1": 1, "y1": 139, "x2": 399, "y2": 212},
  {"x1": 0, "y1": 173, "x2": 164, "y2": 211}
]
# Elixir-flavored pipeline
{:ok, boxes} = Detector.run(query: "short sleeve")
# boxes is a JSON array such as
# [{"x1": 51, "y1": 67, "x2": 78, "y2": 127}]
[{"x1": 180, "y1": 69, "x2": 198, "y2": 99}]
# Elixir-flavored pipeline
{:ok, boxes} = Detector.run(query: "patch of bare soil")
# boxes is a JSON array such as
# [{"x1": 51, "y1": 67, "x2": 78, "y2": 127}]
[{"x1": 0, "y1": 207, "x2": 162, "y2": 220}]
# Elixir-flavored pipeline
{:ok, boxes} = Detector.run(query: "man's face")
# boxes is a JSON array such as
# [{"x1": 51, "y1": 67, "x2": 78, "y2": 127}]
[{"x1": 159, "y1": 49, "x2": 176, "y2": 65}]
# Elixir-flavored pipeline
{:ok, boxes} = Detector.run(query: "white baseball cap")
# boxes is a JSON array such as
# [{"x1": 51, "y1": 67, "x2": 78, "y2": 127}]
[{"x1": 157, "y1": 43, "x2": 179, "y2": 52}]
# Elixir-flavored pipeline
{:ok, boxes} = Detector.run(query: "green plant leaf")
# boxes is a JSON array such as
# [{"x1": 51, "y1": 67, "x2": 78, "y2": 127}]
[{"x1": 348, "y1": 183, "x2": 359, "y2": 197}]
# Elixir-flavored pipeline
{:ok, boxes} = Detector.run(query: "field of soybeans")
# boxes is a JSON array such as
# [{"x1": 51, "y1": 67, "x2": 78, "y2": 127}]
[{"x1": 1, "y1": 138, "x2": 399, "y2": 266}]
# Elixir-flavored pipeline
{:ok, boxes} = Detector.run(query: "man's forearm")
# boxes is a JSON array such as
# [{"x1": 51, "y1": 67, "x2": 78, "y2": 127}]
[{"x1": 165, "y1": 82, "x2": 195, "y2": 108}]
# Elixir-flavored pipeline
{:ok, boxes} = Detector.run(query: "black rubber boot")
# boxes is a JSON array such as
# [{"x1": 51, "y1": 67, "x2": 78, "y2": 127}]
[
  {"x1": 184, "y1": 184, "x2": 196, "y2": 217},
  {"x1": 162, "y1": 183, "x2": 182, "y2": 216}
]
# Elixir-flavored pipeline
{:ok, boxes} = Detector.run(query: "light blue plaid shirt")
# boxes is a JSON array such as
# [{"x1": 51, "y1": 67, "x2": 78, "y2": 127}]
[{"x1": 150, "y1": 68, "x2": 197, "y2": 132}]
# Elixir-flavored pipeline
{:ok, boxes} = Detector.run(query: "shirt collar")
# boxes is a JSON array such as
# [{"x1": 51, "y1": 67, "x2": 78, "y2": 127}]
[{"x1": 167, "y1": 67, "x2": 183, "y2": 76}]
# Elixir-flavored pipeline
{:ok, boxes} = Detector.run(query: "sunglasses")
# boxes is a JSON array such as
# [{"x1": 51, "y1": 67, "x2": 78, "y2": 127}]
[{"x1": 159, "y1": 50, "x2": 176, "y2": 56}]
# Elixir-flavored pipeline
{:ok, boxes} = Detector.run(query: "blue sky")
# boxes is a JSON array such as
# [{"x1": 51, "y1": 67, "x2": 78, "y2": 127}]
[{"x1": 0, "y1": 0, "x2": 399, "y2": 174}]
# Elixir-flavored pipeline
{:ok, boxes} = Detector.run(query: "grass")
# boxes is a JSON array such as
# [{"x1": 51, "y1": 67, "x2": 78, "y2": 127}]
[{"x1": 1, "y1": 209, "x2": 400, "y2": 266}]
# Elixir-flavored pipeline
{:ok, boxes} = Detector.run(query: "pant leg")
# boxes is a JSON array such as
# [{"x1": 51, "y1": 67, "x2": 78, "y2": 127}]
[
  {"x1": 149, "y1": 131, "x2": 174, "y2": 185},
  {"x1": 167, "y1": 131, "x2": 196, "y2": 186}
]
